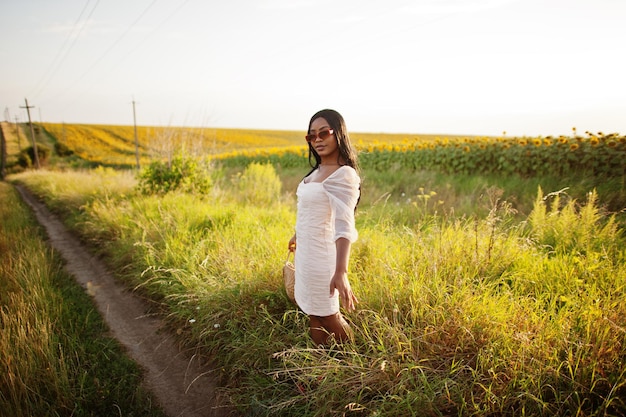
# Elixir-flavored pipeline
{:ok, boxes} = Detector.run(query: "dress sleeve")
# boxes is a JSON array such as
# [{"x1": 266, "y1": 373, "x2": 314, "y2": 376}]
[{"x1": 323, "y1": 166, "x2": 360, "y2": 243}]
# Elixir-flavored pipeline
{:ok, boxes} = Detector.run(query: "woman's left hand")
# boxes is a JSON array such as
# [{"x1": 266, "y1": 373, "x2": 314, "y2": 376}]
[{"x1": 330, "y1": 272, "x2": 358, "y2": 311}]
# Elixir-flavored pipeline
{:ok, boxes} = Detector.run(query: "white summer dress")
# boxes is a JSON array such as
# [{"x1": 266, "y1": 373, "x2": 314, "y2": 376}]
[{"x1": 294, "y1": 165, "x2": 360, "y2": 317}]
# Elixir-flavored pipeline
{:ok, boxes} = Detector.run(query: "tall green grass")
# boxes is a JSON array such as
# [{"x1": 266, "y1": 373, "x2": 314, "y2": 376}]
[
  {"x1": 9, "y1": 166, "x2": 626, "y2": 417},
  {"x1": 0, "y1": 182, "x2": 164, "y2": 416}
]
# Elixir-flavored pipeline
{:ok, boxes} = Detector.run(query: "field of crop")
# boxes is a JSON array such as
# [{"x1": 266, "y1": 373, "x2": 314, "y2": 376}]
[
  {"x1": 215, "y1": 130, "x2": 626, "y2": 179},
  {"x1": 28, "y1": 123, "x2": 624, "y2": 185},
  {"x1": 3, "y1": 122, "x2": 626, "y2": 416},
  {"x1": 38, "y1": 122, "x2": 455, "y2": 168}
]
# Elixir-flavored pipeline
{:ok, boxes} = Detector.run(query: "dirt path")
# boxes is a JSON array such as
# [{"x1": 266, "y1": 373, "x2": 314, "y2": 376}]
[{"x1": 16, "y1": 185, "x2": 234, "y2": 417}]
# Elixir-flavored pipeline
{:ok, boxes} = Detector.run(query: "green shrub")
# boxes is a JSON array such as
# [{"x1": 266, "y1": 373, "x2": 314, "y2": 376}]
[
  {"x1": 236, "y1": 162, "x2": 282, "y2": 205},
  {"x1": 54, "y1": 141, "x2": 74, "y2": 156},
  {"x1": 17, "y1": 145, "x2": 51, "y2": 168},
  {"x1": 137, "y1": 155, "x2": 212, "y2": 195}
]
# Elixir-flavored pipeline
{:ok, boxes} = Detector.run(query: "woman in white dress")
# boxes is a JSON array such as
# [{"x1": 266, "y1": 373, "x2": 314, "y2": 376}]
[{"x1": 288, "y1": 109, "x2": 361, "y2": 346}]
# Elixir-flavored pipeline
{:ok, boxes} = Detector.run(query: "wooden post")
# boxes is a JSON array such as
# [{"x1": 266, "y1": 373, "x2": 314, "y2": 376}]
[
  {"x1": 20, "y1": 98, "x2": 40, "y2": 169},
  {"x1": 0, "y1": 123, "x2": 6, "y2": 180},
  {"x1": 14, "y1": 117, "x2": 22, "y2": 151},
  {"x1": 132, "y1": 99, "x2": 140, "y2": 170}
]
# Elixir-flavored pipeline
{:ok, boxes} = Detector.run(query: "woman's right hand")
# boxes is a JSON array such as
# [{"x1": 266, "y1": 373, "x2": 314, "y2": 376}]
[{"x1": 288, "y1": 234, "x2": 296, "y2": 252}]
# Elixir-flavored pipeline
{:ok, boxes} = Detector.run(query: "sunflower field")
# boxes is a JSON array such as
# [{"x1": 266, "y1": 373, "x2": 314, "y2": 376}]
[
  {"x1": 36, "y1": 123, "x2": 625, "y2": 178},
  {"x1": 216, "y1": 131, "x2": 626, "y2": 178}
]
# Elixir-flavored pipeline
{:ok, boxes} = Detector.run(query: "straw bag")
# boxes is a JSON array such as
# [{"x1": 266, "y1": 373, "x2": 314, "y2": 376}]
[{"x1": 283, "y1": 251, "x2": 296, "y2": 305}]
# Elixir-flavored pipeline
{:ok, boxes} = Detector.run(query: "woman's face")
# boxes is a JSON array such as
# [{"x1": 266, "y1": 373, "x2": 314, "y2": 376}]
[{"x1": 309, "y1": 117, "x2": 339, "y2": 162}]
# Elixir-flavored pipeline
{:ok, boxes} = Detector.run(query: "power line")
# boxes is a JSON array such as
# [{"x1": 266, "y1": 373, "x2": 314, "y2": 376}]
[
  {"x1": 50, "y1": 0, "x2": 158, "y2": 104},
  {"x1": 28, "y1": 0, "x2": 94, "y2": 97},
  {"x1": 29, "y1": 0, "x2": 101, "y2": 99},
  {"x1": 50, "y1": 0, "x2": 191, "y2": 116},
  {"x1": 119, "y1": 0, "x2": 191, "y2": 61},
  {"x1": 82, "y1": 0, "x2": 192, "y2": 91}
]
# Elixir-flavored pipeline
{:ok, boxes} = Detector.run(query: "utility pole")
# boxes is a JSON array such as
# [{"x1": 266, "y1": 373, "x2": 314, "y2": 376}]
[
  {"x1": 1, "y1": 118, "x2": 6, "y2": 180},
  {"x1": 20, "y1": 98, "x2": 40, "y2": 169},
  {"x1": 132, "y1": 99, "x2": 140, "y2": 170},
  {"x1": 14, "y1": 116, "x2": 22, "y2": 151},
  {"x1": 1, "y1": 107, "x2": 8, "y2": 179}
]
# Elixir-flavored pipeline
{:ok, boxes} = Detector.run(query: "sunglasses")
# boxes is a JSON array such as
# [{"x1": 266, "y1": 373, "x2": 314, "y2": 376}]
[{"x1": 305, "y1": 129, "x2": 334, "y2": 143}]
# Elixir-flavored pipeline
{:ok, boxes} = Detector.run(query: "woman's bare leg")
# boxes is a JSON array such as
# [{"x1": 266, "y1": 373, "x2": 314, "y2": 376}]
[{"x1": 309, "y1": 313, "x2": 352, "y2": 346}]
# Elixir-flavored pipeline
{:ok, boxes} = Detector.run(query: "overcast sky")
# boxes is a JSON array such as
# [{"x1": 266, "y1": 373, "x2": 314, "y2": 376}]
[{"x1": 2, "y1": 0, "x2": 625, "y2": 137}]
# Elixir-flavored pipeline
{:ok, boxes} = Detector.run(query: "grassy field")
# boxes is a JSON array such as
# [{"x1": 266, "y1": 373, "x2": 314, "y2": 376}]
[
  {"x1": 8, "y1": 164, "x2": 626, "y2": 417},
  {"x1": 3, "y1": 121, "x2": 626, "y2": 416},
  {"x1": 0, "y1": 181, "x2": 165, "y2": 417}
]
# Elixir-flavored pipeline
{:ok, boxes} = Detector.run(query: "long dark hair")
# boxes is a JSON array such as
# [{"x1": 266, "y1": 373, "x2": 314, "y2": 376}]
[
  {"x1": 306, "y1": 109, "x2": 360, "y2": 174},
  {"x1": 305, "y1": 109, "x2": 361, "y2": 209}
]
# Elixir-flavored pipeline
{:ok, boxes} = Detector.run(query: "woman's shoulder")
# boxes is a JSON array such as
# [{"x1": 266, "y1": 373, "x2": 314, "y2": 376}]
[
  {"x1": 338, "y1": 164, "x2": 359, "y2": 177},
  {"x1": 325, "y1": 165, "x2": 360, "y2": 184}
]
